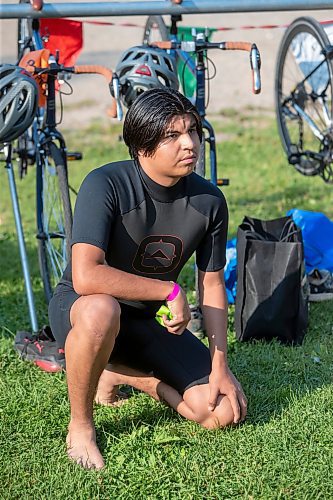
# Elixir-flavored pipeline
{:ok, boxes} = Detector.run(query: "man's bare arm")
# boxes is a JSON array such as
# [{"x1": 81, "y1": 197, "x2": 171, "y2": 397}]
[
  {"x1": 72, "y1": 242, "x2": 173, "y2": 300},
  {"x1": 198, "y1": 269, "x2": 228, "y2": 365},
  {"x1": 199, "y1": 269, "x2": 247, "y2": 422}
]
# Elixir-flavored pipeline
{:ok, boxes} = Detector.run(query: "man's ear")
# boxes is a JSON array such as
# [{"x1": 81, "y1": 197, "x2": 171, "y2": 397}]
[{"x1": 137, "y1": 150, "x2": 148, "y2": 159}]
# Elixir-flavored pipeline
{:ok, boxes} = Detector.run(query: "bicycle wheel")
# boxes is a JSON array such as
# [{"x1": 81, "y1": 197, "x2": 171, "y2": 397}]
[
  {"x1": 142, "y1": 15, "x2": 169, "y2": 44},
  {"x1": 37, "y1": 142, "x2": 73, "y2": 303},
  {"x1": 275, "y1": 16, "x2": 333, "y2": 182}
]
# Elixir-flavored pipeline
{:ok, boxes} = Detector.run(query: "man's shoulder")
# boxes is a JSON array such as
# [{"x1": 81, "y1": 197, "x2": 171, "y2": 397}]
[
  {"x1": 79, "y1": 159, "x2": 144, "y2": 213},
  {"x1": 87, "y1": 159, "x2": 136, "y2": 183},
  {"x1": 186, "y1": 172, "x2": 226, "y2": 202},
  {"x1": 81, "y1": 159, "x2": 141, "y2": 196}
]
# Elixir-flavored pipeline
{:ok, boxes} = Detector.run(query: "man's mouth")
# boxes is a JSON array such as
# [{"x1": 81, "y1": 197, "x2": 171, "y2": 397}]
[{"x1": 181, "y1": 155, "x2": 197, "y2": 163}]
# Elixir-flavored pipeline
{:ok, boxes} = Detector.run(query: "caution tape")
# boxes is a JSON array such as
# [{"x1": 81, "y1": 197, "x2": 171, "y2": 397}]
[{"x1": 71, "y1": 18, "x2": 333, "y2": 31}]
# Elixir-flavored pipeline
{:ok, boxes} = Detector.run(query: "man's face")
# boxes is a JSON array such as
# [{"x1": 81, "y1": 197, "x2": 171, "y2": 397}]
[{"x1": 139, "y1": 113, "x2": 201, "y2": 185}]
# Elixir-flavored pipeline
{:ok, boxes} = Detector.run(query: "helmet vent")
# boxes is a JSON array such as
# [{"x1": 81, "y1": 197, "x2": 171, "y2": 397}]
[
  {"x1": 134, "y1": 52, "x2": 144, "y2": 60},
  {"x1": 164, "y1": 58, "x2": 173, "y2": 72},
  {"x1": 135, "y1": 64, "x2": 152, "y2": 76},
  {"x1": 156, "y1": 72, "x2": 168, "y2": 87}
]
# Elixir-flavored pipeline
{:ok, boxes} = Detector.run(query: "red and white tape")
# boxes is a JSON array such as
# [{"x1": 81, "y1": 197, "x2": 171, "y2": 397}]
[{"x1": 74, "y1": 18, "x2": 333, "y2": 31}]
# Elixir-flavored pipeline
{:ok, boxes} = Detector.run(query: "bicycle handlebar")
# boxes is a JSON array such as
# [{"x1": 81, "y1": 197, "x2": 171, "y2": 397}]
[
  {"x1": 73, "y1": 65, "x2": 118, "y2": 119},
  {"x1": 30, "y1": 63, "x2": 122, "y2": 120},
  {"x1": 150, "y1": 39, "x2": 262, "y2": 94}
]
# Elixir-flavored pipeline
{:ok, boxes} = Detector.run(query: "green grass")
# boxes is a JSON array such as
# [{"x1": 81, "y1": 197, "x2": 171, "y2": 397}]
[{"x1": 1, "y1": 112, "x2": 333, "y2": 499}]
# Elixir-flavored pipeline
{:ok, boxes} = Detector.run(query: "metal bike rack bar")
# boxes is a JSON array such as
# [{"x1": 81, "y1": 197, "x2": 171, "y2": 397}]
[
  {"x1": 1, "y1": 0, "x2": 333, "y2": 19},
  {"x1": 4, "y1": 146, "x2": 39, "y2": 333}
]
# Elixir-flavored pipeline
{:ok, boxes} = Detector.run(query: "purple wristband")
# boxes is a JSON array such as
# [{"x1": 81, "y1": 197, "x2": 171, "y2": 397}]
[{"x1": 166, "y1": 282, "x2": 180, "y2": 302}]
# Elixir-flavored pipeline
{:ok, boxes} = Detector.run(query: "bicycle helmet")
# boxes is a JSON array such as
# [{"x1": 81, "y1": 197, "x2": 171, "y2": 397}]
[
  {"x1": 115, "y1": 45, "x2": 179, "y2": 108},
  {"x1": 0, "y1": 64, "x2": 38, "y2": 145}
]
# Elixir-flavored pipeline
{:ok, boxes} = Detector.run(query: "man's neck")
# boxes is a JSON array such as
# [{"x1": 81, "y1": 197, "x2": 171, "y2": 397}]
[{"x1": 138, "y1": 158, "x2": 180, "y2": 187}]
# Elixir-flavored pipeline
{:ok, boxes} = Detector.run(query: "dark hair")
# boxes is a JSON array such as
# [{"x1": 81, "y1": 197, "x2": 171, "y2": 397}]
[{"x1": 123, "y1": 87, "x2": 202, "y2": 162}]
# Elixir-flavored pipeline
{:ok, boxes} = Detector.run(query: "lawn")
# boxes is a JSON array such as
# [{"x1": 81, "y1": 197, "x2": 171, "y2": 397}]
[{"x1": 1, "y1": 110, "x2": 333, "y2": 499}]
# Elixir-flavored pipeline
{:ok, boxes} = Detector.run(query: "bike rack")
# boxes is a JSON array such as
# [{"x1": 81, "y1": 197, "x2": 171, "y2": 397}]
[{"x1": 1, "y1": 0, "x2": 333, "y2": 19}]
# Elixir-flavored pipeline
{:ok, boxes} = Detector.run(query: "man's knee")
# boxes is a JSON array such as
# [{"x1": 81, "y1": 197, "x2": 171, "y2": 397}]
[
  {"x1": 183, "y1": 385, "x2": 234, "y2": 429},
  {"x1": 200, "y1": 396, "x2": 235, "y2": 429},
  {"x1": 72, "y1": 294, "x2": 121, "y2": 342}
]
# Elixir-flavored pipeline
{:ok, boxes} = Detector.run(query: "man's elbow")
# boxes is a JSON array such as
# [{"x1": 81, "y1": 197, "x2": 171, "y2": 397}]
[{"x1": 72, "y1": 270, "x2": 91, "y2": 296}]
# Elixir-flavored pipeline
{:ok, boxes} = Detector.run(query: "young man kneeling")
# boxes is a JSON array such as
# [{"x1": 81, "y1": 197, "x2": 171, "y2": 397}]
[{"x1": 49, "y1": 88, "x2": 247, "y2": 470}]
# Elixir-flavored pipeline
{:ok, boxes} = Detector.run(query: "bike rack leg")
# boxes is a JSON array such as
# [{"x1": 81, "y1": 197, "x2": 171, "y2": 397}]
[{"x1": 5, "y1": 147, "x2": 39, "y2": 333}]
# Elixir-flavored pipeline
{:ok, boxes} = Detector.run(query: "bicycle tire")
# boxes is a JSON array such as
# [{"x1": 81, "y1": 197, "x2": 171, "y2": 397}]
[
  {"x1": 142, "y1": 15, "x2": 169, "y2": 45},
  {"x1": 37, "y1": 142, "x2": 73, "y2": 303},
  {"x1": 275, "y1": 16, "x2": 333, "y2": 182}
]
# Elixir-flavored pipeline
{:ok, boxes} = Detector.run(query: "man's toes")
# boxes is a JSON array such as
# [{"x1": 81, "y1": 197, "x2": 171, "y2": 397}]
[{"x1": 67, "y1": 444, "x2": 105, "y2": 470}]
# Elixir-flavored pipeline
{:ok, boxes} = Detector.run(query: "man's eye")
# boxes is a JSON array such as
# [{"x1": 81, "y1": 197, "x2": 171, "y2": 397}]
[
  {"x1": 167, "y1": 133, "x2": 178, "y2": 139},
  {"x1": 189, "y1": 128, "x2": 197, "y2": 135}
]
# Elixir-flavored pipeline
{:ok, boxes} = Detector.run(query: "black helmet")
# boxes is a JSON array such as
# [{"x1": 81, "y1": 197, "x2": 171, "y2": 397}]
[
  {"x1": 115, "y1": 45, "x2": 179, "y2": 108},
  {"x1": 0, "y1": 64, "x2": 38, "y2": 145}
]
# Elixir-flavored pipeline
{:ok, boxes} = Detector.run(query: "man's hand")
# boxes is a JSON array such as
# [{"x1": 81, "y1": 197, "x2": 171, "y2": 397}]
[
  {"x1": 208, "y1": 367, "x2": 247, "y2": 424},
  {"x1": 163, "y1": 287, "x2": 191, "y2": 335}
]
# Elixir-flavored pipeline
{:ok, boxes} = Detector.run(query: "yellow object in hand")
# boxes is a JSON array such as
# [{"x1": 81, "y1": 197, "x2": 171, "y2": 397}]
[{"x1": 155, "y1": 304, "x2": 173, "y2": 326}]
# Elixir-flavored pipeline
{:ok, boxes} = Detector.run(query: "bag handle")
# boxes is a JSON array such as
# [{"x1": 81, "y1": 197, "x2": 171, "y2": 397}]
[
  {"x1": 242, "y1": 217, "x2": 300, "y2": 242},
  {"x1": 279, "y1": 218, "x2": 300, "y2": 242},
  {"x1": 242, "y1": 221, "x2": 278, "y2": 242}
]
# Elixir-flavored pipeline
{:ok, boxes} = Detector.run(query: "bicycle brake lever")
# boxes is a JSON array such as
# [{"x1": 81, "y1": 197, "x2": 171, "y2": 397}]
[
  {"x1": 250, "y1": 44, "x2": 261, "y2": 94},
  {"x1": 110, "y1": 73, "x2": 123, "y2": 121}
]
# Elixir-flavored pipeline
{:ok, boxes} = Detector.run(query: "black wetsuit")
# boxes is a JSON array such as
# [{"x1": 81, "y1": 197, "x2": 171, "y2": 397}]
[{"x1": 48, "y1": 160, "x2": 228, "y2": 393}]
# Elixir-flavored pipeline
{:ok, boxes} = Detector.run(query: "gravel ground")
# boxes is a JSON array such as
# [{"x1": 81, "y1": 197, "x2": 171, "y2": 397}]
[{"x1": 1, "y1": 2, "x2": 333, "y2": 127}]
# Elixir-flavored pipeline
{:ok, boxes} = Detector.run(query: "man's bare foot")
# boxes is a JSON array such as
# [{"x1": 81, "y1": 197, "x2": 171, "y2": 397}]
[
  {"x1": 95, "y1": 385, "x2": 129, "y2": 407},
  {"x1": 95, "y1": 368, "x2": 129, "y2": 407},
  {"x1": 66, "y1": 422, "x2": 105, "y2": 470}
]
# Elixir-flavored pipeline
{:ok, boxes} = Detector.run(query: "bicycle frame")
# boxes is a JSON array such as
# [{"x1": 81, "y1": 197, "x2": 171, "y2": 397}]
[
  {"x1": 3, "y1": 144, "x2": 39, "y2": 332},
  {"x1": 165, "y1": 18, "x2": 219, "y2": 184},
  {"x1": 194, "y1": 36, "x2": 218, "y2": 185}
]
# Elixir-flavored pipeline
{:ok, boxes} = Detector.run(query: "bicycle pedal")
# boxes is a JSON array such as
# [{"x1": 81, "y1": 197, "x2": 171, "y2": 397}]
[
  {"x1": 66, "y1": 152, "x2": 82, "y2": 161},
  {"x1": 207, "y1": 178, "x2": 230, "y2": 186},
  {"x1": 288, "y1": 154, "x2": 300, "y2": 165},
  {"x1": 217, "y1": 178, "x2": 229, "y2": 186}
]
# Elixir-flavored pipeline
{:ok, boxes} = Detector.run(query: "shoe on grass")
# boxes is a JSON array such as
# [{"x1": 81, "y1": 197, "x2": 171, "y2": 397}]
[
  {"x1": 188, "y1": 305, "x2": 206, "y2": 339},
  {"x1": 308, "y1": 269, "x2": 333, "y2": 302},
  {"x1": 14, "y1": 325, "x2": 65, "y2": 373}
]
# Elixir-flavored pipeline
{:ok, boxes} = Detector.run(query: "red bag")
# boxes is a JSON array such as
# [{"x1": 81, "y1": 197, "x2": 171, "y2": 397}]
[{"x1": 40, "y1": 18, "x2": 83, "y2": 66}]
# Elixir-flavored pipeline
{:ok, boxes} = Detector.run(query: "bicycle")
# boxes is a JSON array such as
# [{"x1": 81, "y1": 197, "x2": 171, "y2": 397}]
[
  {"x1": 143, "y1": 14, "x2": 261, "y2": 186},
  {"x1": 140, "y1": 17, "x2": 261, "y2": 334},
  {"x1": 6, "y1": 1, "x2": 118, "y2": 318},
  {"x1": 18, "y1": 52, "x2": 118, "y2": 303},
  {"x1": 275, "y1": 16, "x2": 333, "y2": 184}
]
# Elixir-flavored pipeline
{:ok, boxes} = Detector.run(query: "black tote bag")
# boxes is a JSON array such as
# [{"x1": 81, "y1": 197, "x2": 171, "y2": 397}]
[{"x1": 235, "y1": 216, "x2": 308, "y2": 345}]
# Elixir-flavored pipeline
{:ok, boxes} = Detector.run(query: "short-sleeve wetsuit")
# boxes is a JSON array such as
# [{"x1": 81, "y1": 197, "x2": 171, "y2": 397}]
[{"x1": 48, "y1": 160, "x2": 228, "y2": 394}]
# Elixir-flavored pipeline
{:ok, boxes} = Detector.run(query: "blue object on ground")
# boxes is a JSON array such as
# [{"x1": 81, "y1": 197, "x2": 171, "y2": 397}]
[
  {"x1": 287, "y1": 209, "x2": 333, "y2": 272},
  {"x1": 224, "y1": 238, "x2": 237, "y2": 304}
]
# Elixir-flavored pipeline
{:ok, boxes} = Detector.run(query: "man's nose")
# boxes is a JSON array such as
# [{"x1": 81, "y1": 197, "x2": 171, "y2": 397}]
[{"x1": 181, "y1": 132, "x2": 195, "y2": 149}]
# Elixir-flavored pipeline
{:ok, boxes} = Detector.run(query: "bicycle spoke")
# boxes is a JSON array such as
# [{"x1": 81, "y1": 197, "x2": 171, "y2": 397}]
[
  {"x1": 276, "y1": 17, "x2": 333, "y2": 179},
  {"x1": 41, "y1": 153, "x2": 68, "y2": 290},
  {"x1": 283, "y1": 35, "x2": 331, "y2": 147}
]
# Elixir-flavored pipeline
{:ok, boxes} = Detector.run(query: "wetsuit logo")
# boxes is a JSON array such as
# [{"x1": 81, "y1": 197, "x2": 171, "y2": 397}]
[{"x1": 133, "y1": 235, "x2": 183, "y2": 274}]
